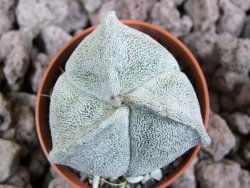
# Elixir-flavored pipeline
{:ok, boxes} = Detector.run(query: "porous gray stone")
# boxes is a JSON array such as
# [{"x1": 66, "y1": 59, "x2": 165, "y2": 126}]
[
  {"x1": 184, "y1": 0, "x2": 219, "y2": 31},
  {"x1": 172, "y1": 0, "x2": 185, "y2": 5},
  {"x1": 99, "y1": 1, "x2": 129, "y2": 23},
  {"x1": 41, "y1": 26, "x2": 72, "y2": 58},
  {"x1": 41, "y1": 172, "x2": 53, "y2": 188},
  {"x1": 0, "y1": 93, "x2": 11, "y2": 132},
  {"x1": 2, "y1": 128, "x2": 15, "y2": 140},
  {"x1": 49, "y1": 167, "x2": 58, "y2": 178},
  {"x1": 229, "y1": 132, "x2": 241, "y2": 154},
  {"x1": 0, "y1": 30, "x2": 33, "y2": 91},
  {"x1": 57, "y1": 0, "x2": 88, "y2": 32},
  {"x1": 202, "y1": 112, "x2": 236, "y2": 161},
  {"x1": 28, "y1": 148, "x2": 48, "y2": 179},
  {"x1": 230, "y1": 0, "x2": 250, "y2": 11},
  {"x1": 209, "y1": 91, "x2": 220, "y2": 113},
  {"x1": 0, "y1": 3, "x2": 249, "y2": 187},
  {"x1": 215, "y1": 33, "x2": 238, "y2": 60},
  {"x1": 215, "y1": 33, "x2": 250, "y2": 75},
  {"x1": 96, "y1": 0, "x2": 156, "y2": 25},
  {"x1": 91, "y1": 1, "x2": 119, "y2": 24},
  {"x1": 7, "y1": 92, "x2": 36, "y2": 110},
  {"x1": 6, "y1": 167, "x2": 30, "y2": 187},
  {"x1": 240, "y1": 169, "x2": 250, "y2": 188},
  {"x1": 171, "y1": 157, "x2": 198, "y2": 188},
  {"x1": 226, "y1": 132, "x2": 249, "y2": 168},
  {"x1": 220, "y1": 95, "x2": 236, "y2": 112},
  {"x1": 212, "y1": 68, "x2": 247, "y2": 93},
  {"x1": 196, "y1": 160, "x2": 250, "y2": 188},
  {"x1": 48, "y1": 177, "x2": 71, "y2": 188},
  {"x1": 0, "y1": 185, "x2": 17, "y2": 188},
  {"x1": 182, "y1": 28, "x2": 218, "y2": 61},
  {"x1": 83, "y1": 0, "x2": 102, "y2": 13},
  {"x1": 235, "y1": 82, "x2": 250, "y2": 108},
  {"x1": 13, "y1": 105, "x2": 38, "y2": 148},
  {"x1": 231, "y1": 152, "x2": 249, "y2": 169},
  {"x1": 16, "y1": 0, "x2": 68, "y2": 35},
  {"x1": 0, "y1": 139, "x2": 21, "y2": 182},
  {"x1": 227, "y1": 112, "x2": 250, "y2": 134},
  {"x1": 0, "y1": 0, "x2": 15, "y2": 36},
  {"x1": 243, "y1": 16, "x2": 250, "y2": 38},
  {"x1": 243, "y1": 141, "x2": 250, "y2": 163},
  {"x1": 247, "y1": 108, "x2": 250, "y2": 116},
  {"x1": 124, "y1": 0, "x2": 157, "y2": 21},
  {"x1": 212, "y1": 33, "x2": 250, "y2": 94},
  {"x1": 150, "y1": 0, "x2": 193, "y2": 37},
  {"x1": 0, "y1": 65, "x2": 3, "y2": 84},
  {"x1": 30, "y1": 53, "x2": 49, "y2": 93},
  {"x1": 233, "y1": 39, "x2": 250, "y2": 73},
  {"x1": 217, "y1": 0, "x2": 246, "y2": 37}
]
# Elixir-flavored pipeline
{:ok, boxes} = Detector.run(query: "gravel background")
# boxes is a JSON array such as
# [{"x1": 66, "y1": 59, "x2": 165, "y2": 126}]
[{"x1": 0, "y1": 0, "x2": 250, "y2": 188}]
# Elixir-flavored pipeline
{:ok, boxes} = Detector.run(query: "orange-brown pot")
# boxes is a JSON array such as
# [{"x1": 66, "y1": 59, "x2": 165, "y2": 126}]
[{"x1": 36, "y1": 20, "x2": 209, "y2": 188}]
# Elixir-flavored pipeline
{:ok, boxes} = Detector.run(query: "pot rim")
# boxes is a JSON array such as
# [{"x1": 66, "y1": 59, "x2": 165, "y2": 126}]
[{"x1": 36, "y1": 19, "x2": 209, "y2": 188}]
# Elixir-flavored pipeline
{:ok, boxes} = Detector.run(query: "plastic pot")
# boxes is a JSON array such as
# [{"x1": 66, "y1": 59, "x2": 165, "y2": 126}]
[{"x1": 36, "y1": 20, "x2": 209, "y2": 188}]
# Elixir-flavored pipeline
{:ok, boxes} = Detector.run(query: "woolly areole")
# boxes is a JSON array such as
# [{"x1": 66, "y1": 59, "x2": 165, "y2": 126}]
[{"x1": 49, "y1": 11, "x2": 211, "y2": 177}]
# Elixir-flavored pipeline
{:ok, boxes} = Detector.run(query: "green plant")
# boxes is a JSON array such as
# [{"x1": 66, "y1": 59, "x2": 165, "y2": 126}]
[{"x1": 48, "y1": 11, "x2": 210, "y2": 178}]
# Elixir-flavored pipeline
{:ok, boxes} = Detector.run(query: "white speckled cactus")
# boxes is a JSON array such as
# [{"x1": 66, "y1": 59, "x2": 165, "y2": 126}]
[{"x1": 49, "y1": 11, "x2": 211, "y2": 178}]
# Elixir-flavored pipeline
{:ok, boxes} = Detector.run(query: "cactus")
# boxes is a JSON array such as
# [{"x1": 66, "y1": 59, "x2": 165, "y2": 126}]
[{"x1": 48, "y1": 11, "x2": 211, "y2": 177}]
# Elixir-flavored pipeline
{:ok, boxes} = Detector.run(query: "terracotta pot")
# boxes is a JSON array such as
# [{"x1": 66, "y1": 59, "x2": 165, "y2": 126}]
[{"x1": 36, "y1": 20, "x2": 209, "y2": 188}]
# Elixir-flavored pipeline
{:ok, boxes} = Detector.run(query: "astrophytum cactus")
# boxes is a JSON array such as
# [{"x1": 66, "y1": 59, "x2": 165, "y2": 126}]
[{"x1": 48, "y1": 11, "x2": 211, "y2": 178}]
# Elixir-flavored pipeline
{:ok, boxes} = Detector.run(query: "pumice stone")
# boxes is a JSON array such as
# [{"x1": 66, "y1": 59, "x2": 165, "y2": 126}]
[{"x1": 49, "y1": 11, "x2": 211, "y2": 177}]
